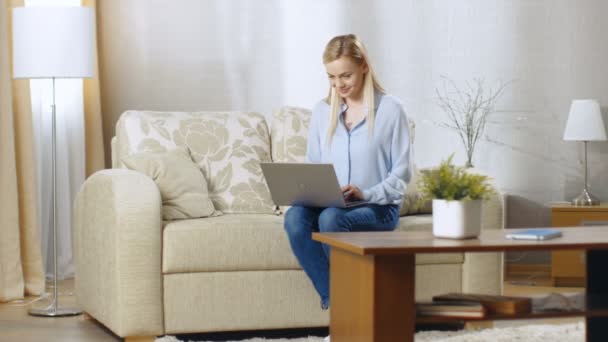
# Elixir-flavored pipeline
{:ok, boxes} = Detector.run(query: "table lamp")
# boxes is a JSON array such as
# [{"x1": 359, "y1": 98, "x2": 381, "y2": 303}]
[
  {"x1": 12, "y1": 6, "x2": 95, "y2": 317},
  {"x1": 563, "y1": 99, "x2": 607, "y2": 206}
]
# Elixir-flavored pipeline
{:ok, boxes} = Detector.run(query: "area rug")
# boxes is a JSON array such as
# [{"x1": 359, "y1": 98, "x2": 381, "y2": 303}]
[{"x1": 156, "y1": 322, "x2": 584, "y2": 342}]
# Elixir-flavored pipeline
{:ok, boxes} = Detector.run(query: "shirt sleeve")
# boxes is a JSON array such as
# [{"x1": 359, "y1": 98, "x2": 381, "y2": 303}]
[
  {"x1": 305, "y1": 103, "x2": 322, "y2": 163},
  {"x1": 361, "y1": 105, "x2": 411, "y2": 204}
]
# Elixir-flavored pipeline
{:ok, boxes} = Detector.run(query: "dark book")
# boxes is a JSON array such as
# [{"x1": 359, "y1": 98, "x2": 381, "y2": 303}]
[
  {"x1": 416, "y1": 301, "x2": 486, "y2": 318},
  {"x1": 433, "y1": 293, "x2": 532, "y2": 315}
]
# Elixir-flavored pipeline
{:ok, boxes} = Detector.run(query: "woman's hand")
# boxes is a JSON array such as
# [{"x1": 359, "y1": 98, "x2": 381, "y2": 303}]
[{"x1": 341, "y1": 184, "x2": 364, "y2": 201}]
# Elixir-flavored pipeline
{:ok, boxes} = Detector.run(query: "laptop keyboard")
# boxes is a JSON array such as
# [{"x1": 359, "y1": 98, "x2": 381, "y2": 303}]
[{"x1": 345, "y1": 200, "x2": 367, "y2": 207}]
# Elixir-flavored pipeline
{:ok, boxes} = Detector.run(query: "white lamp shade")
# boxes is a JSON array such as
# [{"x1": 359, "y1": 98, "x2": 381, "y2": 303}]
[
  {"x1": 12, "y1": 6, "x2": 95, "y2": 79},
  {"x1": 563, "y1": 99, "x2": 607, "y2": 141}
]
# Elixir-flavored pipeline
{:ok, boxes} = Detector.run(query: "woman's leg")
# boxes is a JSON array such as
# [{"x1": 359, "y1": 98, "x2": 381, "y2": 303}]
[
  {"x1": 283, "y1": 206, "x2": 329, "y2": 309},
  {"x1": 318, "y1": 204, "x2": 400, "y2": 232},
  {"x1": 317, "y1": 204, "x2": 400, "y2": 258},
  {"x1": 315, "y1": 204, "x2": 400, "y2": 308}
]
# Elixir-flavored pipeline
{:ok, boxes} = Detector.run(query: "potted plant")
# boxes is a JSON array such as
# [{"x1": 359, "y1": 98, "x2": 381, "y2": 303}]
[{"x1": 418, "y1": 155, "x2": 495, "y2": 239}]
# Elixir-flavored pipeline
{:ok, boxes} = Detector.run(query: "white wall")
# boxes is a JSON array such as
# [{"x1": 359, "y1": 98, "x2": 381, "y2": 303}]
[{"x1": 98, "y1": 0, "x2": 608, "y2": 235}]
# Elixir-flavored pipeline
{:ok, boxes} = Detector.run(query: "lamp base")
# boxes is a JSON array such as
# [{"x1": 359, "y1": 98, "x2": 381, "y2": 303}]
[
  {"x1": 28, "y1": 306, "x2": 82, "y2": 317},
  {"x1": 571, "y1": 188, "x2": 601, "y2": 206}
]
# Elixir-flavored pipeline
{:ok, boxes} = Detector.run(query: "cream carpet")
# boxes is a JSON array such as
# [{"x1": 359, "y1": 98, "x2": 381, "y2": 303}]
[{"x1": 156, "y1": 322, "x2": 584, "y2": 341}]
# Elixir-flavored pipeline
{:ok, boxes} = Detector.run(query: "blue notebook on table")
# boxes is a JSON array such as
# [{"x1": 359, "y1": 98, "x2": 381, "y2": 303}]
[{"x1": 505, "y1": 229, "x2": 563, "y2": 241}]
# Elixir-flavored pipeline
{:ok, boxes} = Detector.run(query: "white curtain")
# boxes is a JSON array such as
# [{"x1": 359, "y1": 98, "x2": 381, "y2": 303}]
[{"x1": 27, "y1": 0, "x2": 83, "y2": 280}]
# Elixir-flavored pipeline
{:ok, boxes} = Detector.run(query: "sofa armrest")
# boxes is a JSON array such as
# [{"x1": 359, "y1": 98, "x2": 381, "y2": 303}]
[
  {"x1": 462, "y1": 192, "x2": 507, "y2": 295},
  {"x1": 110, "y1": 136, "x2": 119, "y2": 169},
  {"x1": 73, "y1": 169, "x2": 164, "y2": 337}
]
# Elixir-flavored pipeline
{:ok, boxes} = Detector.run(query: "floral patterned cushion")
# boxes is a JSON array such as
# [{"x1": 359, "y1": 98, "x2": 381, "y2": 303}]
[
  {"x1": 116, "y1": 110, "x2": 275, "y2": 214},
  {"x1": 270, "y1": 106, "x2": 311, "y2": 163},
  {"x1": 269, "y1": 107, "x2": 311, "y2": 214}
]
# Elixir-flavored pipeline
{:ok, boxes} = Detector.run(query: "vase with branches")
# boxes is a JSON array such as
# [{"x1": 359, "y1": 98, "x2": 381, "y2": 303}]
[{"x1": 435, "y1": 76, "x2": 509, "y2": 167}]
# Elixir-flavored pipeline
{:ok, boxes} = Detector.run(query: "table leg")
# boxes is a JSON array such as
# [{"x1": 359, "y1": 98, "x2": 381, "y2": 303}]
[
  {"x1": 329, "y1": 249, "x2": 415, "y2": 342},
  {"x1": 586, "y1": 250, "x2": 608, "y2": 342}
]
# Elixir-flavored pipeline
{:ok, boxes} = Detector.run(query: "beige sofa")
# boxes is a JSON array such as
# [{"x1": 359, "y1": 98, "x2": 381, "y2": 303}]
[{"x1": 73, "y1": 107, "x2": 505, "y2": 340}]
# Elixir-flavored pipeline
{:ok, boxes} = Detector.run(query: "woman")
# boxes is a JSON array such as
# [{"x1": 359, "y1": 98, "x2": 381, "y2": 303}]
[{"x1": 284, "y1": 34, "x2": 411, "y2": 310}]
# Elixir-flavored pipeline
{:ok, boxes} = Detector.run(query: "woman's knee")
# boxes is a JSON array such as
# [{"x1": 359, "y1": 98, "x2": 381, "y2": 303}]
[
  {"x1": 318, "y1": 207, "x2": 347, "y2": 232},
  {"x1": 284, "y1": 206, "x2": 313, "y2": 238}
]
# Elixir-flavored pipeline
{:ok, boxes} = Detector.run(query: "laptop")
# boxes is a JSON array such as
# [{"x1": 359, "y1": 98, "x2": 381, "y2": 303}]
[{"x1": 260, "y1": 162, "x2": 367, "y2": 208}]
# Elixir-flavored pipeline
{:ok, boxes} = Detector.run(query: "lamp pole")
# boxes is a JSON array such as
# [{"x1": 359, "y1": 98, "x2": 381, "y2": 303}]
[
  {"x1": 572, "y1": 140, "x2": 600, "y2": 206},
  {"x1": 28, "y1": 78, "x2": 82, "y2": 317}
]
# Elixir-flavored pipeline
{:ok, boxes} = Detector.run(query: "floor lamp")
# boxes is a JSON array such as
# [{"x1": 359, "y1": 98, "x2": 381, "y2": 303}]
[{"x1": 12, "y1": 6, "x2": 95, "y2": 317}]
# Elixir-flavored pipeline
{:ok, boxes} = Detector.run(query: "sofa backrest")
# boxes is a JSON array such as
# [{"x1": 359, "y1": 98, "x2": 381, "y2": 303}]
[
  {"x1": 270, "y1": 106, "x2": 312, "y2": 163},
  {"x1": 113, "y1": 107, "x2": 420, "y2": 215},
  {"x1": 115, "y1": 110, "x2": 275, "y2": 214}
]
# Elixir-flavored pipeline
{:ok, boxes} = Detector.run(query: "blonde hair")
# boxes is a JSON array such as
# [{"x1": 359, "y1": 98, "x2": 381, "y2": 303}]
[{"x1": 323, "y1": 34, "x2": 384, "y2": 145}]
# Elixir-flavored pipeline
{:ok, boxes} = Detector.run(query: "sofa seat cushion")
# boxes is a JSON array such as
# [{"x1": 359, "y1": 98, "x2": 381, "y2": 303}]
[
  {"x1": 397, "y1": 214, "x2": 464, "y2": 265},
  {"x1": 396, "y1": 214, "x2": 433, "y2": 232},
  {"x1": 163, "y1": 213, "x2": 463, "y2": 274},
  {"x1": 163, "y1": 214, "x2": 301, "y2": 273}
]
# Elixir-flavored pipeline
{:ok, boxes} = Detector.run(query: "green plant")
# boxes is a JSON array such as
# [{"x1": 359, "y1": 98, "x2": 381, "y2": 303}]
[{"x1": 417, "y1": 155, "x2": 495, "y2": 201}]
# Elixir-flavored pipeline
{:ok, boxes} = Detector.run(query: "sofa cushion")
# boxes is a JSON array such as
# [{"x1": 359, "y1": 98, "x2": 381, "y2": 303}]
[
  {"x1": 163, "y1": 214, "x2": 462, "y2": 274},
  {"x1": 270, "y1": 106, "x2": 311, "y2": 163},
  {"x1": 396, "y1": 214, "x2": 433, "y2": 232},
  {"x1": 163, "y1": 214, "x2": 299, "y2": 273},
  {"x1": 121, "y1": 147, "x2": 217, "y2": 220},
  {"x1": 116, "y1": 110, "x2": 275, "y2": 214}
]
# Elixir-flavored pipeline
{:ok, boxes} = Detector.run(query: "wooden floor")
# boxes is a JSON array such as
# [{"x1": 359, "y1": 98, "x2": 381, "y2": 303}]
[
  {"x1": 0, "y1": 279, "x2": 119, "y2": 342},
  {"x1": 0, "y1": 278, "x2": 584, "y2": 342}
]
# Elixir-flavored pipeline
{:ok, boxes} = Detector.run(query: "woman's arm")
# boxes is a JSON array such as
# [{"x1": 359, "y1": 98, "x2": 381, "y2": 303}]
[{"x1": 361, "y1": 106, "x2": 411, "y2": 204}]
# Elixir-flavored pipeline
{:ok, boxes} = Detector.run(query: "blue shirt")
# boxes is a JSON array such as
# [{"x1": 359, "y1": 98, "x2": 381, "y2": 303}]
[{"x1": 306, "y1": 93, "x2": 411, "y2": 205}]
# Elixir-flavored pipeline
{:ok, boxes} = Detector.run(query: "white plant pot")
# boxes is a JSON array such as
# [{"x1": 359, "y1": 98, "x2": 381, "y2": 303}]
[{"x1": 432, "y1": 199, "x2": 482, "y2": 239}]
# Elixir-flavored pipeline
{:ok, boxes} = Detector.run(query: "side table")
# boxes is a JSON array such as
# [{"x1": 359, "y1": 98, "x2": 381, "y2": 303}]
[{"x1": 551, "y1": 203, "x2": 608, "y2": 286}]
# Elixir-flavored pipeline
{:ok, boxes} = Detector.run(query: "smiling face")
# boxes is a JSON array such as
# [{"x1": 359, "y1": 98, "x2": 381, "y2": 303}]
[{"x1": 325, "y1": 56, "x2": 368, "y2": 102}]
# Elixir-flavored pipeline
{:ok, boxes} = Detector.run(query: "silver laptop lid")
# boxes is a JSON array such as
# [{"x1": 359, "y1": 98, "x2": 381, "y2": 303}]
[{"x1": 261, "y1": 163, "x2": 364, "y2": 208}]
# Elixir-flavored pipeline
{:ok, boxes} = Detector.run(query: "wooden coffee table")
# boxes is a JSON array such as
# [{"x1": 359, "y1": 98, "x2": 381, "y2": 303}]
[{"x1": 313, "y1": 227, "x2": 608, "y2": 342}]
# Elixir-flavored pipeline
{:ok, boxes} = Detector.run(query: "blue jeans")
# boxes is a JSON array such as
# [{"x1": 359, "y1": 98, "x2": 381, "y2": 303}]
[{"x1": 283, "y1": 204, "x2": 399, "y2": 309}]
